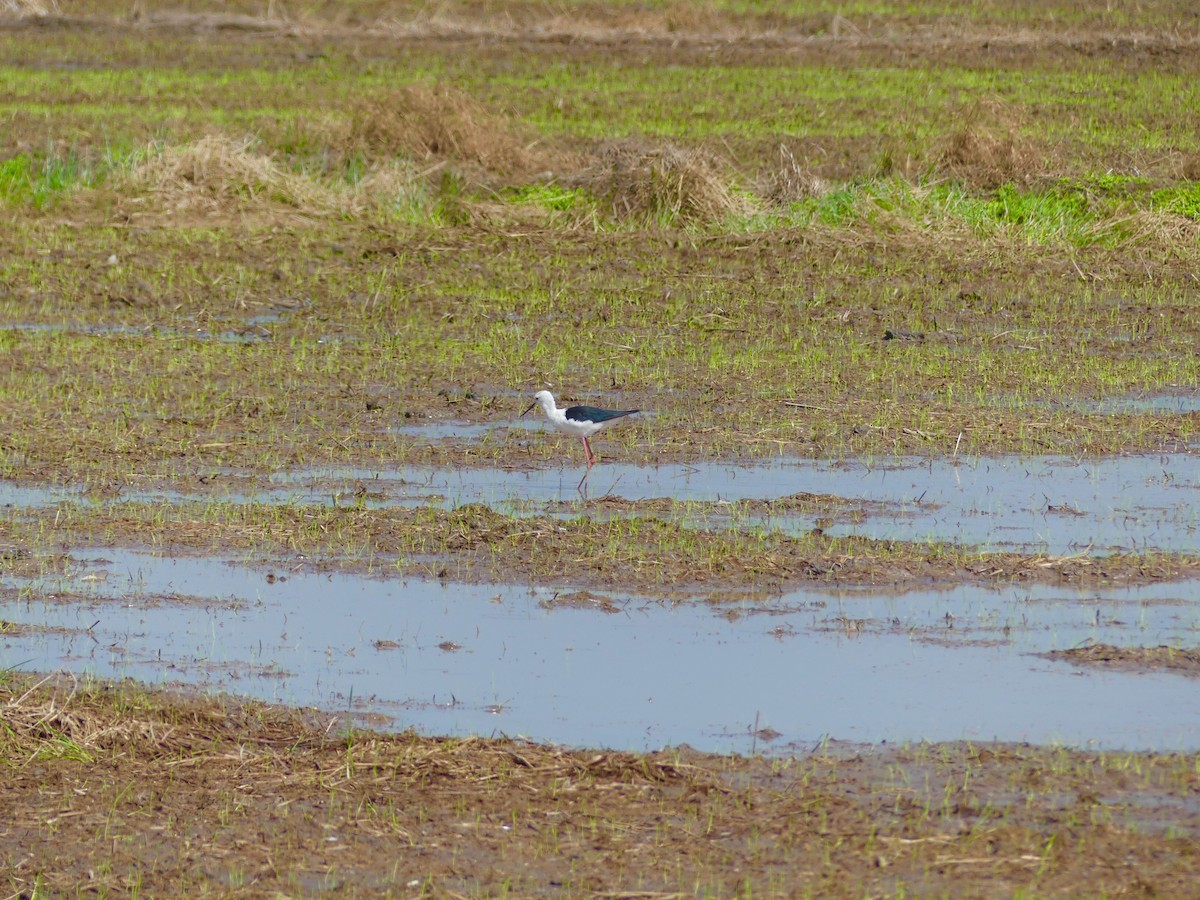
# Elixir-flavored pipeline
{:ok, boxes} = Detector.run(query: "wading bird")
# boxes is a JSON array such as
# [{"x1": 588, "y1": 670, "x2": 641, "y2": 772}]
[{"x1": 521, "y1": 390, "x2": 640, "y2": 491}]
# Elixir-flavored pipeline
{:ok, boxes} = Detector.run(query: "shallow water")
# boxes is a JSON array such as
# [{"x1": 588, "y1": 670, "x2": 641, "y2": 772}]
[
  {"x1": 1070, "y1": 392, "x2": 1200, "y2": 416},
  {"x1": 388, "y1": 420, "x2": 543, "y2": 440},
  {"x1": 0, "y1": 482, "x2": 77, "y2": 507},
  {"x1": 3, "y1": 320, "x2": 275, "y2": 344},
  {"x1": 6, "y1": 453, "x2": 1200, "y2": 555},
  {"x1": 273, "y1": 453, "x2": 1200, "y2": 554},
  {"x1": 3, "y1": 549, "x2": 1198, "y2": 753}
]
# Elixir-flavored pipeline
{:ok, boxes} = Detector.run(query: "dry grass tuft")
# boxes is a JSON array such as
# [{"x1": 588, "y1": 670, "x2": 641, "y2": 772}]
[
  {"x1": 938, "y1": 100, "x2": 1043, "y2": 188},
  {"x1": 575, "y1": 140, "x2": 750, "y2": 225},
  {"x1": 342, "y1": 84, "x2": 539, "y2": 177},
  {"x1": 1, "y1": 0, "x2": 57, "y2": 16},
  {"x1": 619, "y1": 0, "x2": 730, "y2": 34},
  {"x1": 1180, "y1": 152, "x2": 1200, "y2": 182},
  {"x1": 0, "y1": 673, "x2": 327, "y2": 763},
  {"x1": 765, "y1": 143, "x2": 831, "y2": 206},
  {"x1": 0, "y1": 674, "x2": 156, "y2": 760},
  {"x1": 1119, "y1": 208, "x2": 1200, "y2": 247},
  {"x1": 120, "y1": 134, "x2": 347, "y2": 218},
  {"x1": 542, "y1": 0, "x2": 735, "y2": 38},
  {"x1": 115, "y1": 135, "x2": 436, "y2": 223},
  {"x1": 0, "y1": 673, "x2": 711, "y2": 789}
]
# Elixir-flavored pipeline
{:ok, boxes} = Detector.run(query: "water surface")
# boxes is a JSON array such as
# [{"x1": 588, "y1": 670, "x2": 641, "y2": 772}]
[{"x1": 3, "y1": 549, "x2": 1197, "y2": 753}]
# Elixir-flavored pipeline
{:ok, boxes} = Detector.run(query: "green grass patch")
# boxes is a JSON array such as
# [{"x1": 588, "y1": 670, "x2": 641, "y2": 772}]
[
  {"x1": 504, "y1": 184, "x2": 589, "y2": 211},
  {"x1": 987, "y1": 182, "x2": 1100, "y2": 245},
  {"x1": 2, "y1": 36, "x2": 1199, "y2": 181},
  {"x1": 758, "y1": 178, "x2": 1143, "y2": 247},
  {"x1": 1151, "y1": 183, "x2": 1200, "y2": 220},
  {"x1": 0, "y1": 152, "x2": 100, "y2": 207}
]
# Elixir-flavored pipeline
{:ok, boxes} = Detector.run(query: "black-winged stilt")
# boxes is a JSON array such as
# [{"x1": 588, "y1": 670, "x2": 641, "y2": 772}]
[{"x1": 521, "y1": 389, "x2": 640, "y2": 491}]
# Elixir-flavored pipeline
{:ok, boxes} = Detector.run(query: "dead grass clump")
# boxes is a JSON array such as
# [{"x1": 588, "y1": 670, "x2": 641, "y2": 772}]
[
  {"x1": 1, "y1": 0, "x2": 57, "y2": 17},
  {"x1": 1180, "y1": 152, "x2": 1200, "y2": 182},
  {"x1": 542, "y1": 0, "x2": 735, "y2": 38},
  {"x1": 766, "y1": 143, "x2": 831, "y2": 206},
  {"x1": 343, "y1": 84, "x2": 537, "y2": 177},
  {"x1": 1119, "y1": 208, "x2": 1200, "y2": 248},
  {"x1": 0, "y1": 673, "x2": 325, "y2": 764},
  {"x1": 0, "y1": 672, "x2": 712, "y2": 791},
  {"x1": 121, "y1": 135, "x2": 347, "y2": 218},
  {"x1": 0, "y1": 675, "x2": 159, "y2": 760},
  {"x1": 576, "y1": 140, "x2": 750, "y2": 225},
  {"x1": 939, "y1": 101, "x2": 1043, "y2": 189}
]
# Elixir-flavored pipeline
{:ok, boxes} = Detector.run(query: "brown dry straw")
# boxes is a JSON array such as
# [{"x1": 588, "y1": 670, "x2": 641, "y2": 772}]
[
  {"x1": 1182, "y1": 152, "x2": 1200, "y2": 181},
  {"x1": 766, "y1": 143, "x2": 831, "y2": 206},
  {"x1": 577, "y1": 140, "x2": 749, "y2": 225},
  {"x1": 122, "y1": 134, "x2": 344, "y2": 216},
  {"x1": 344, "y1": 84, "x2": 539, "y2": 178},
  {"x1": 1044, "y1": 643, "x2": 1200, "y2": 675},
  {"x1": 938, "y1": 100, "x2": 1043, "y2": 189},
  {"x1": 0, "y1": 674, "x2": 161, "y2": 762},
  {"x1": 1, "y1": 0, "x2": 58, "y2": 16}
]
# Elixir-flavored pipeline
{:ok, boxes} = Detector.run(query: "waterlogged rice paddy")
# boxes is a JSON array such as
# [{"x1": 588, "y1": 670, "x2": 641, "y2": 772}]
[
  {"x1": 8, "y1": 453, "x2": 1200, "y2": 555},
  {"x1": 4, "y1": 547, "x2": 1200, "y2": 752},
  {"x1": 4, "y1": 0, "x2": 1200, "y2": 895}
]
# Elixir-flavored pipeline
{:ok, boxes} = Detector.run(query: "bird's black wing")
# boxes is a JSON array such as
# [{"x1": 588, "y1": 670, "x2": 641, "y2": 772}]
[{"x1": 565, "y1": 405, "x2": 640, "y2": 423}]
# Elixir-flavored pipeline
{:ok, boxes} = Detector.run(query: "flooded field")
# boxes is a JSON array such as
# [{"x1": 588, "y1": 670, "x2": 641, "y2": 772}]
[
  {"x1": 283, "y1": 452, "x2": 1200, "y2": 554},
  {"x1": 12, "y1": 452, "x2": 1200, "y2": 554},
  {"x1": 6, "y1": 1, "x2": 1200, "y2": 892},
  {"x1": 4, "y1": 452, "x2": 1200, "y2": 754},
  {"x1": 9, "y1": 448, "x2": 1200, "y2": 745}
]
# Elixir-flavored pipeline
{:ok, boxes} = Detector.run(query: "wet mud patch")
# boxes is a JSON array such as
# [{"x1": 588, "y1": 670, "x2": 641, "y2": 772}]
[
  {"x1": 1044, "y1": 642, "x2": 1200, "y2": 676},
  {"x1": 3, "y1": 319, "x2": 276, "y2": 345},
  {"x1": 545, "y1": 489, "x2": 917, "y2": 530},
  {"x1": 158, "y1": 659, "x2": 293, "y2": 681},
  {"x1": 805, "y1": 612, "x2": 1015, "y2": 648},
  {"x1": 1065, "y1": 391, "x2": 1200, "y2": 416},
  {"x1": 0, "y1": 618, "x2": 80, "y2": 638},
  {"x1": 0, "y1": 584, "x2": 250, "y2": 612},
  {"x1": 211, "y1": 453, "x2": 1200, "y2": 556},
  {"x1": 10, "y1": 452, "x2": 1200, "y2": 557},
  {"x1": 538, "y1": 589, "x2": 624, "y2": 613},
  {"x1": 7, "y1": 499, "x2": 1200, "y2": 591},
  {"x1": 3, "y1": 674, "x2": 1200, "y2": 897},
  {"x1": 388, "y1": 419, "x2": 544, "y2": 440},
  {"x1": 0, "y1": 546, "x2": 73, "y2": 581}
]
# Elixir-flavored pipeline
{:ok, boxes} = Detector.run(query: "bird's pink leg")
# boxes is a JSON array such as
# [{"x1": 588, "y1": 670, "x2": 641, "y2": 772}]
[{"x1": 582, "y1": 437, "x2": 596, "y2": 468}]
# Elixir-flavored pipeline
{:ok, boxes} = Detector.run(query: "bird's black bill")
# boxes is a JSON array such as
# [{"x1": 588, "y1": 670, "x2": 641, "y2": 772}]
[{"x1": 520, "y1": 401, "x2": 536, "y2": 417}]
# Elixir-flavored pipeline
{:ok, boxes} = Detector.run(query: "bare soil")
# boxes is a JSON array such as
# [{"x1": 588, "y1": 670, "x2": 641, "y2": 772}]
[{"x1": 3, "y1": 674, "x2": 1200, "y2": 897}]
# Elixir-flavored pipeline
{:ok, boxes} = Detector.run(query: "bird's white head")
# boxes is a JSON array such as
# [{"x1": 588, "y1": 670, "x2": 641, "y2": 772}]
[{"x1": 521, "y1": 390, "x2": 557, "y2": 418}]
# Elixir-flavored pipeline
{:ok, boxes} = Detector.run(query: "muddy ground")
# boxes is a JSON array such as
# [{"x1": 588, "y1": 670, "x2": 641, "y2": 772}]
[
  {"x1": 3, "y1": 674, "x2": 1200, "y2": 898},
  {"x1": 1043, "y1": 642, "x2": 1200, "y2": 676}
]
